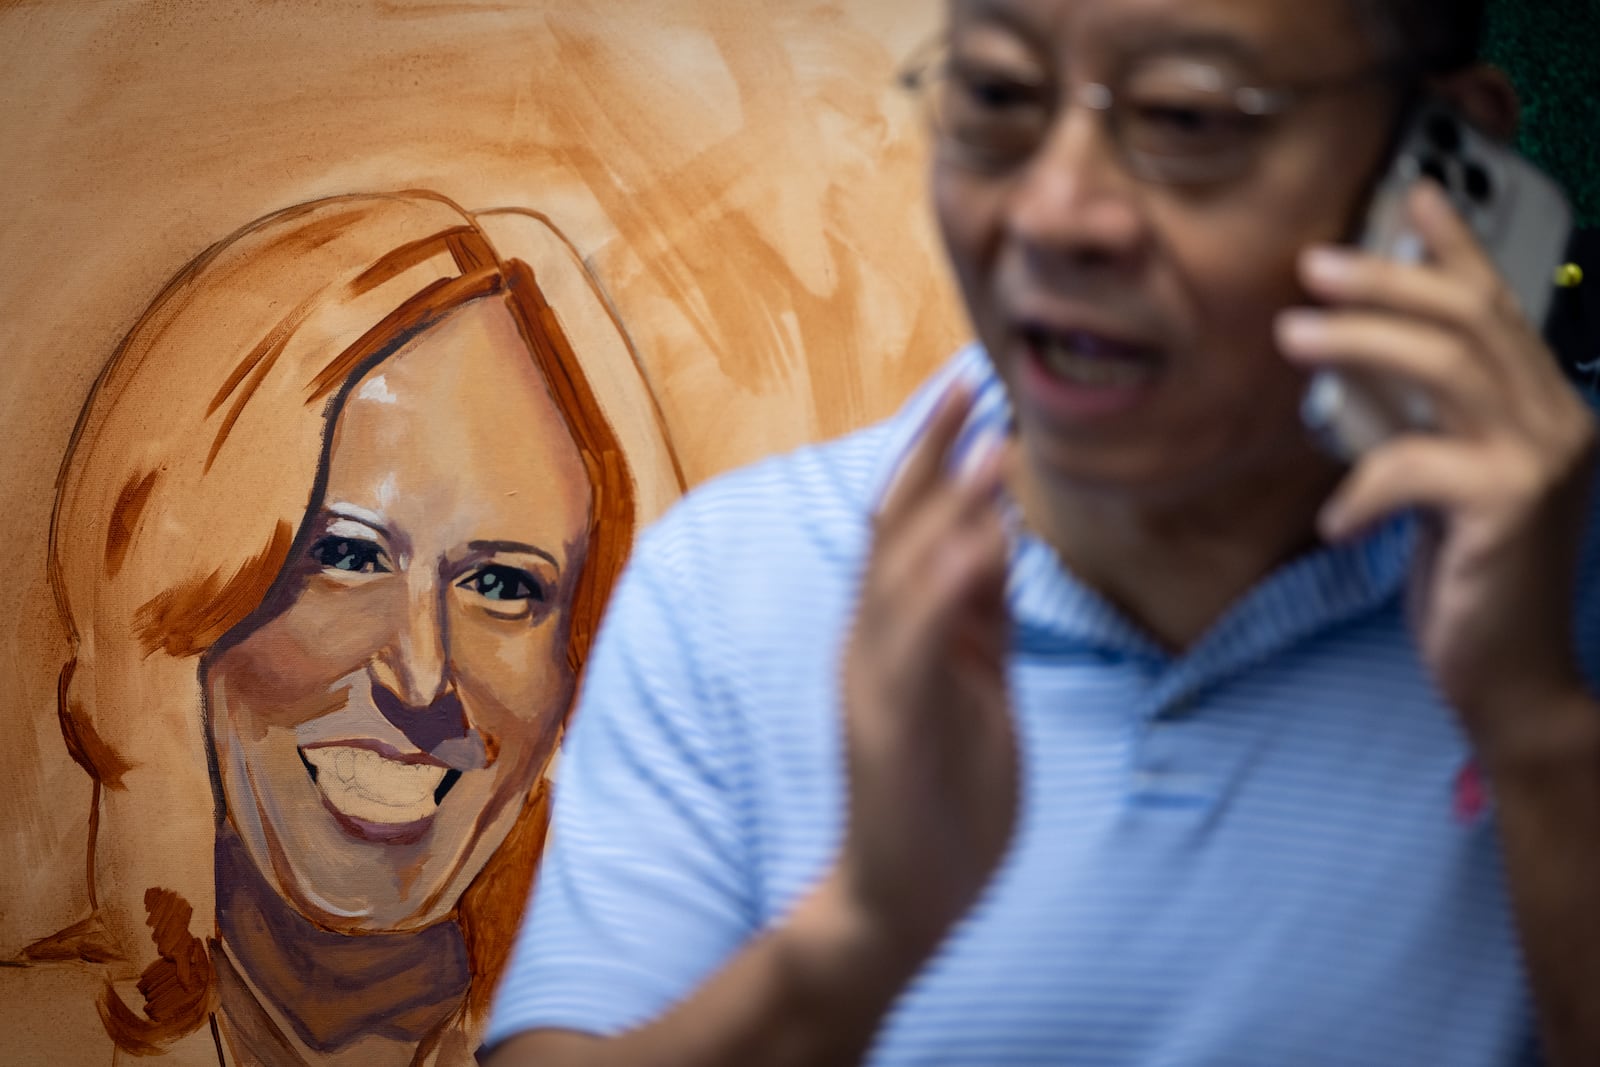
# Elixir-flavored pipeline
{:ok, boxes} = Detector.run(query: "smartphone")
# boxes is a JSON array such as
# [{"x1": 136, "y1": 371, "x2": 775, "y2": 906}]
[{"x1": 1300, "y1": 97, "x2": 1574, "y2": 461}]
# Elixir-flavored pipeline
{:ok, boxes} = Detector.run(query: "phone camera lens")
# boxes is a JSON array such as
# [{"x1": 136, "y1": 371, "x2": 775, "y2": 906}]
[
  {"x1": 1463, "y1": 163, "x2": 1494, "y2": 203},
  {"x1": 1420, "y1": 155, "x2": 1450, "y2": 188},
  {"x1": 1425, "y1": 114, "x2": 1462, "y2": 153}
]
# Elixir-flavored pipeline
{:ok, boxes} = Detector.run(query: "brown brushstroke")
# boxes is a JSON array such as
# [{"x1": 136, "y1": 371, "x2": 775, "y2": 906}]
[
  {"x1": 348, "y1": 226, "x2": 474, "y2": 296},
  {"x1": 133, "y1": 520, "x2": 293, "y2": 658},
  {"x1": 205, "y1": 297, "x2": 309, "y2": 418},
  {"x1": 56, "y1": 659, "x2": 133, "y2": 789},
  {"x1": 307, "y1": 267, "x2": 502, "y2": 403},
  {"x1": 524, "y1": 10, "x2": 955, "y2": 457},
  {"x1": 200, "y1": 270, "x2": 348, "y2": 473},
  {"x1": 202, "y1": 293, "x2": 315, "y2": 472},
  {"x1": 105, "y1": 469, "x2": 159, "y2": 578},
  {"x1": 107, "y1": 201, "x2": 377, "y2": 393},
  {"x1": 208, "y1": 1014, "x2": 226, "y2": 1066},
  {"x1": 21, "y1": 911, "x2": 121, "y2": 964},
  {"x1": 503, "y1": 258, "x2": 634, "y2": 680},
  {"x1": 445, "y1": 231, "x2": 497, "y2": 274},
  {"x1": 455, "y1": 775, "x2": 551, "y2": 1029},
  {"x1": 476, "y1": 206, "x2": 689, "y2": 495},
  {"x1": 209, "y1": 942, "x2": 302, "y2": 1064},
  {"x1": 97, "y1": 888, "x2": 216, "y2": 1055}
]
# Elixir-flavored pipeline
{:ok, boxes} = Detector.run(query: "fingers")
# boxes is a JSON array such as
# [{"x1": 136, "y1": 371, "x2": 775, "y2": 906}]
[
  {"x1": 860, "y1": 374, "x2": 1013, "y2": 702},
  {"x1": 1290, "y1": 180, "x2": 1572, "y2": 427},
  {"x1": 878, "y1": 380, "x2": 978, "y2": 533},
  {"x1": 1298, "y1": 242, "x2": 1487, "y2": 340},
  {"x1": 877, "y1": 436, "x2": 1009, "y2": 625},
  {"x1": 1277, "y1": 308, "x2": 1498, "y2": 428},
  {"x1": 1318, "y1": 434, "x2": 1510, "y2": 541},
  {"x1": 1407, "y1": 180, "x2": 1501, "y2": 290},
  {"x1": 865, "y1": 437, "x2": 1012, "y2": 682}
]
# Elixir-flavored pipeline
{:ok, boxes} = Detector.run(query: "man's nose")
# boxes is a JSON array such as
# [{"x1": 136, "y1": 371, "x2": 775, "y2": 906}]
[{"x1": 1004, "y1": 101, "x2": 1148, "y2": 274}]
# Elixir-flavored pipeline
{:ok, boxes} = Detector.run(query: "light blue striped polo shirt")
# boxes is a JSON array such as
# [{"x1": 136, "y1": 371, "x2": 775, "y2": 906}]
[{"x1": 489, "y1": 344, "x2": 1600, "y2": 1065}]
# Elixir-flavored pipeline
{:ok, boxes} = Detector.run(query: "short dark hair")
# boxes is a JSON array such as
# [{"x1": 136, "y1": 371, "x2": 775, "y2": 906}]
[{"x1": 1356, "y1": 0, "x2": 1487, "y2": 73}]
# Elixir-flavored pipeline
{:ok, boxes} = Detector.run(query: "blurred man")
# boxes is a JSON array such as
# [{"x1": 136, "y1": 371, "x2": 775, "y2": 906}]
[{"x1": 487, "y1": 1, "x2": 1600, "y2": 1063}]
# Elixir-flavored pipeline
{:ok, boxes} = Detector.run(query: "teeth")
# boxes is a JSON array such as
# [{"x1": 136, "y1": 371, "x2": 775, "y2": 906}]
[
  {"x1": 302, "y1": 746, "x2": 450, "y2": 826},
  {"x1": 1039, "y1": 338, "x2": 1154, "y2": 388}
]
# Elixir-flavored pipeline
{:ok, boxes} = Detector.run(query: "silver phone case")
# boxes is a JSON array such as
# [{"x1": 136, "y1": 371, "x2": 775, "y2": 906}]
[{"x1": 1301, "y1": 100, "x2": 1573, "y2": 461}]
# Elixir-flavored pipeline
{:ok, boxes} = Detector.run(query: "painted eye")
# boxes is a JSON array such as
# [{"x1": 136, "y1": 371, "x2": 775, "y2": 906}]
[
  {"x1": 310, "y1": 536, "x2": 389, "y2": 574},
  {"x1": 460, "y1": 565, "x2": 543, "y2": 603}
]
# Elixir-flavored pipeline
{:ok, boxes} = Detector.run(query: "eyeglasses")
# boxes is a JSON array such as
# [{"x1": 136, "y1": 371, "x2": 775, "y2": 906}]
[{"x1": 899, "y1": 42, "x2": 1403, "y2": 186}]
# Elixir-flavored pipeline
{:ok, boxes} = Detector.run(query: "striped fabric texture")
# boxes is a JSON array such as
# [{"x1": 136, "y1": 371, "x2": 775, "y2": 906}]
[{"x1": 487, "y1": 345, "x2": 1600, "y2": 1065}]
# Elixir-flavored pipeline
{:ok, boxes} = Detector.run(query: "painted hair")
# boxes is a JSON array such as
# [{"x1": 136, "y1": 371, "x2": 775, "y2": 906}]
[{"x1": 33, "y1": 191, "x2": 681, "y2": 1056}]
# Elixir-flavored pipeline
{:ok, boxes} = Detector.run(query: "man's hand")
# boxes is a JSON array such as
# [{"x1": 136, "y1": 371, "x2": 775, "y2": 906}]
[
  {"x1": 1278, "y1": 180, "x2": 1600, "y2": 1067},
  {"x1": 836, "y1": 382, "x2": 1020, "y2": 955},
  {"x1": 1278, "y1": 180, "x2": 1598, "y2": 760}
]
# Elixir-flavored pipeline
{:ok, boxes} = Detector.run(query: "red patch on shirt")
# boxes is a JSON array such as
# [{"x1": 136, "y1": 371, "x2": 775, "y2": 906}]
[{"x1": 1454, "y1": 760, "x2": 1488, "y2": 823}]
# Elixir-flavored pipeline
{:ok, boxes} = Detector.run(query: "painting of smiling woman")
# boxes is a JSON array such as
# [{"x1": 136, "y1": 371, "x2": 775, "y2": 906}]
[{"x1": 21, "y1": 192, "x2": 682, "y2": 1064}]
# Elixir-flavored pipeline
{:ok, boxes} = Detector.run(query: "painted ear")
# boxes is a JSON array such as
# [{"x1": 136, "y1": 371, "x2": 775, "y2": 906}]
[{"x1": 96, "y1": 888, "x2": 216, "y2": 1055}]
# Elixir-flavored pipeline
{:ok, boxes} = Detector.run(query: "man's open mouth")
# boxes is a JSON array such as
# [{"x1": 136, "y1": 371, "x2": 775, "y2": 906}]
[
  {"x1": 1023, "y1": 324, "x2": 1162, "y2": 389},
  {"x1": 299, "y1": 744, "x2": 463, "y2": 833}
]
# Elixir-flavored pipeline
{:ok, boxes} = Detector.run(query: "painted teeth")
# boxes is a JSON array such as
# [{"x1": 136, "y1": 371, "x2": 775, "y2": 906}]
[
  {"x1": 1040, "y1": 339, "x2": 1154, "y2": 387},
  {"x1": 303, "y1": 746, "x2": 450, "y2": 825}
]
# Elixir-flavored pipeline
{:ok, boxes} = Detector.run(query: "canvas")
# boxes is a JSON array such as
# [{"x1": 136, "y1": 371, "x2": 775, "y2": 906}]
[{"x1": 0, "y1": 2, "x2": 965, "y2": 1063}]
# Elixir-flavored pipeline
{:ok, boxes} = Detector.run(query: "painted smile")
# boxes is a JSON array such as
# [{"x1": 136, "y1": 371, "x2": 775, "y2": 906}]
[{"x1": 299, "y1": 743, "x2": 463, "y2": 843}]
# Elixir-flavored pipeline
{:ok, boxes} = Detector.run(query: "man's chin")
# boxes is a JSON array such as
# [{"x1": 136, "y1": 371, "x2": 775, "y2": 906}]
[{"x1": 1019, "y1": 430, "x2": 1211, "y2": 499}]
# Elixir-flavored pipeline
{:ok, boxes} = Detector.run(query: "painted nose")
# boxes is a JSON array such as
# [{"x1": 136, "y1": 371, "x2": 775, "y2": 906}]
[
  {"x1": 367, "y1": 576, "x2": 485, "y2": 765},
  {"x1": 370, "y1": 679, "x2": 471, "y2": 756},
  {"x1": 370, "y1": 575, "x2": 452, "y2": 709}
]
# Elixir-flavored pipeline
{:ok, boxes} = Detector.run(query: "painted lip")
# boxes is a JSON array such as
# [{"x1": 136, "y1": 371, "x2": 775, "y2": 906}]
[
  {"x1": 297, "y1": 742, "x2": 464, "y2": 845},
  {"x1": 300, "y1": 738, "x2": 449, "y2": 768},
  {"x1": 1009, "y1": 312, "x2": 1165, "y2": 422},
  {"x1": 314, "y1": 796, "x2": 437, "y2": 846}
]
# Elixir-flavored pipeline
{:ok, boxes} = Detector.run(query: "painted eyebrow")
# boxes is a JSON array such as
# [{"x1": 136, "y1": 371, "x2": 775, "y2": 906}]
[
  {"x1": 324, "y1": 503, "x2": 390, "y2": 537},
  {"x1": 467, "y1": 539, "x2": 560, "y2": 572}
]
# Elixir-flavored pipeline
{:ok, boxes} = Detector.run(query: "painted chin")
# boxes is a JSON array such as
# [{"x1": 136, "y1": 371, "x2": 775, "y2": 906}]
[{"x1": 298, "y1": 743, "x2": 464, "y2": 847}]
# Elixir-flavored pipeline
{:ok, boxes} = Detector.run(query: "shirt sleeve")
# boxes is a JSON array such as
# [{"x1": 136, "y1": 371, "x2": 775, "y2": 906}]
[{"x1": 484, "y1": 511, "x2": 757, "y2": 1048}]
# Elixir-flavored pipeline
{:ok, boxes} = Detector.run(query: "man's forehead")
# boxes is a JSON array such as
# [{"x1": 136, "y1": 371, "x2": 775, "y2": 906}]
[{"x1": 948, "y1": 0, "x2": 1368, "y2": 62}]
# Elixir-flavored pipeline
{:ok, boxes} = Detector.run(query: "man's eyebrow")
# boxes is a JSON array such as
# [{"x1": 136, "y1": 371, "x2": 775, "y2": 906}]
[
  {"x1": 952, "y1": 5, "x2": 1268, "y2": 71},
  {"x1": 468, "y1": 539, "x2": 560, "y2": 570},
  {"x1": 1109, "y1": 26, "x2": 1266, "y2": 69},
  {"x1": 957, "y1": 0, "x2": 1052, "y2": 48}
]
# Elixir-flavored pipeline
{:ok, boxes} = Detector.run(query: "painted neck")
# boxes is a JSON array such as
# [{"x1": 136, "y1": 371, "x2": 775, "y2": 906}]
[{"x1": 213, "y1": 825, "x2": 470, "y2": 1061}]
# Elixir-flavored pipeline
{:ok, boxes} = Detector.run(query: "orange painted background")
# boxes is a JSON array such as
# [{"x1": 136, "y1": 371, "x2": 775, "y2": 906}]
[{"x1": 0, "y1": 1, "x2": 966, "y2": 1063}]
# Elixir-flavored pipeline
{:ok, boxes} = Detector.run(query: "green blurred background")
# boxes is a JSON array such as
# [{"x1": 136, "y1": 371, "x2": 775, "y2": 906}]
[{"x1": 1484, "y1": 0, "x2": 1599, "y2": 227}]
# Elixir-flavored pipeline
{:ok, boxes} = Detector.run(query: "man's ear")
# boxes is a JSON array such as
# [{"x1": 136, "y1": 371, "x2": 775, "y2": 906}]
[{"x1": 1430, "y1": 64, "x2": 1520, "y2": 143}]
